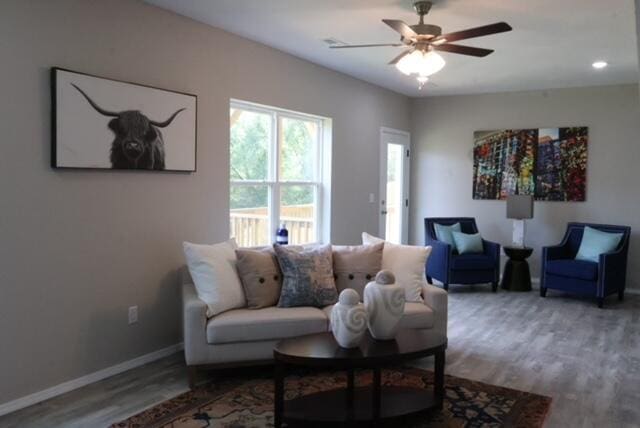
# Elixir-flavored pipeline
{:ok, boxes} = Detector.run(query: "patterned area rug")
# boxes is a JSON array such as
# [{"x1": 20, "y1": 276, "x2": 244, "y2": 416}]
[{"x1": 112, "y1": 367, "x2": 551, "y2": 427}]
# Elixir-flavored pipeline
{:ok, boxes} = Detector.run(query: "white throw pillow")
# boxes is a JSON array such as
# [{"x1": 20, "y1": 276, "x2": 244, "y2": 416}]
[
  {"x1": 362, "y1": 232, "x2": 432, "y2": 302},
  {"x1": 183, "y1": 239, "x2": 246, "y2": 317}
]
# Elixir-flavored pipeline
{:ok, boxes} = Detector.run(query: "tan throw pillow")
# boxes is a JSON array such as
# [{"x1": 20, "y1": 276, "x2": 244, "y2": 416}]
[
  {"x1": 235, "y1": 248, "x2": 282, "y2": 309},
  {"x1": 332, "y1": 243, "x2": 384, "y2": 299},
  {"x1": 274, "y1": 244, "x2": 338, "y2": 308}
]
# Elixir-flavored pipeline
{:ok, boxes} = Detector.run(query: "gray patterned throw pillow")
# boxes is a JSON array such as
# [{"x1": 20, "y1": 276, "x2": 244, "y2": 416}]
[{"x1": 274, "y1": 244, "x2": 338, "y2": 308}]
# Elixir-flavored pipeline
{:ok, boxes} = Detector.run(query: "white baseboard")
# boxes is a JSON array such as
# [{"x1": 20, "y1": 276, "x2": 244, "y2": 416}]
[{"x1": 0, "y1": 342, "x2": 183, "y2": 417}]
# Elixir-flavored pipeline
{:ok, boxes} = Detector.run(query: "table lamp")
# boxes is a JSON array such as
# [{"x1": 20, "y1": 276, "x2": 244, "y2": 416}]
[{"x1": 506, "y1": 194, "x2": 534, "y2": 247}]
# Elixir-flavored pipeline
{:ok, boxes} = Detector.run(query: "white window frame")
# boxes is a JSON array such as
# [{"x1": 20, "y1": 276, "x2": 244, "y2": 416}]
[{"x1": 230, "y1": 99, "x2": 331, "y2": 245}]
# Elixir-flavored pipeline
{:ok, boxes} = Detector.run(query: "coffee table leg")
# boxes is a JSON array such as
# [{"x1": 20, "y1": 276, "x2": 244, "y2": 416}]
[
  {"x1": 372, "y1": 367, "x2": 381, "y2": 420},
  {"x1": 434, "y1": 350, "x2": 445, "y2": 410},
  {"x1": 347, "y1": 367, "x2": 355, "y2": 420},
  {"x1": 274, "y1": 361, "x2": 284, "y2": 428}
]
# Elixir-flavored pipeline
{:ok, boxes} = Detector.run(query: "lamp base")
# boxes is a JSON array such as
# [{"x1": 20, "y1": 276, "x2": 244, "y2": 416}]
[{"x1": 512, "y1": 219, "x2": 526, "y2": 248}]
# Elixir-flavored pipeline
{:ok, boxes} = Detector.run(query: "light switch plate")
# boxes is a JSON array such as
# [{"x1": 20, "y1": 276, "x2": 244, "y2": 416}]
[{"x1": 128, "y1": 306, "x2": 138, "y2": 324}]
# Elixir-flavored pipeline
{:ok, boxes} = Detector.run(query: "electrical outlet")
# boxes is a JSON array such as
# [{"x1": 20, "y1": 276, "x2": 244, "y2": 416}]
[{"x1": 128, "y1": 306, "x2": 138, "y2": 325}]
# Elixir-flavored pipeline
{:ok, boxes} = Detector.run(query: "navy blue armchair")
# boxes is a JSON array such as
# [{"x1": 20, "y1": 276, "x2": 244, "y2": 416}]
[
  {"x1": 541, "y1": 222, "x2": 631, "y2": 308},
  {"x1": 424, "y1": 217, "x2": 501, "y2": 292}
]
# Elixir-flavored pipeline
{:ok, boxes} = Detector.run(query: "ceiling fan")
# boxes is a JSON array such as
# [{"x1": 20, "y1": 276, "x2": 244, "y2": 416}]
[{"x1": 330, "y1": 1, "x2": 512, "y2": 88}]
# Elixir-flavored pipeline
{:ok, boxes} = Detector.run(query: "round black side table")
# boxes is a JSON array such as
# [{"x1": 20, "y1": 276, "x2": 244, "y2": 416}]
[{"x1": 501, "y1": 247, "x2": 533, "y2": 291}]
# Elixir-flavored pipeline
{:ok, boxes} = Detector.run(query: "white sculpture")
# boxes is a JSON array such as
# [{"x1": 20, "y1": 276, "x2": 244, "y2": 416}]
[
  {"x1": 330, "y1": 289, "x2": 368, "y2": 348},
  {"x1": 363, "y1": 270, "x2": 405, "y2": 340}
]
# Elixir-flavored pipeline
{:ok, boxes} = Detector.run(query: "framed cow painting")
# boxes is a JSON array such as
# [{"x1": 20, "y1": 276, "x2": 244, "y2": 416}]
[{"x1": 51, "y1": 67, "x2": 197, "y2": 172}]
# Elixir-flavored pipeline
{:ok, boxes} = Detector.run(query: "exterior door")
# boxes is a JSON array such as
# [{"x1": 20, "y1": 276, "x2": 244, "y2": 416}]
[{"x1": 379, "y1": 127, "x2": 410, "y2": 244}]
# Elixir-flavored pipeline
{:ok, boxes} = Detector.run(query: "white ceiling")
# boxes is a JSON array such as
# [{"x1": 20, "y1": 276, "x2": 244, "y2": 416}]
[{"x1": 144, "y1": 0, "x2": 639, "y2": 97}]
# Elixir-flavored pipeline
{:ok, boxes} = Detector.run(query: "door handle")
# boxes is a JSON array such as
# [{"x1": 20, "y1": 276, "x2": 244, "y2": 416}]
[{"x1": 381, "y1": 210, "x2": 388, "y2": 215}]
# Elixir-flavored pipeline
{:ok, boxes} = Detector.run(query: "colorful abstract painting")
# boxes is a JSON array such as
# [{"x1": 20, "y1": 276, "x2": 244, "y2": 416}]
[{"x1": 473, "y1": 127, "x2": 588, "y2": 201}]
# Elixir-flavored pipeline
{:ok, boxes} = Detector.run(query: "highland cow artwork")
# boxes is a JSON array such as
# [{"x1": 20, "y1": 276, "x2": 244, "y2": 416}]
[
  {"x1": 52, "y1": 68, "x2": 196, "y2": 171},
  {"x1": 473, "y1": 127, "x2": 588, "y2": 201}
]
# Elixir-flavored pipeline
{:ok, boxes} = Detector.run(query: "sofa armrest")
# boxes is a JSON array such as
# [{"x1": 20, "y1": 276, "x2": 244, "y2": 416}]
[
  {"x1": 422, "y1": 282, "x2": 448, "y2": 337},
  {"x1": 182, "y1": 281, "x2": 208, "y2": 365}
]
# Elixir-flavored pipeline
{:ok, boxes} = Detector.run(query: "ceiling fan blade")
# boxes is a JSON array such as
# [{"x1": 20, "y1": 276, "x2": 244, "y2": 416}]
[
  {"x1": 388, "y1": 49, "x2": 412, "y2": 65},
  {"x1": 436, "y1": 22, "x2": 512, "y2": 43},
  {"x1": 435, "y1": 44, "x2": 494, "y2": 57},
  {"x1": 330, "y1": 43, "x2": 404, "y2": 49},
  {"x1": 382, "y1": 19, "x2": 417, "y2": 41}
]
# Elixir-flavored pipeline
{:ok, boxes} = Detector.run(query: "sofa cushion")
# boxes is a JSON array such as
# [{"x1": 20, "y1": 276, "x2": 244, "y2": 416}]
[
  {"x1": 183, "y1": 239, "x2": 246, "y2": 318},
  {"x1": 206, "y1": 306, "x2": 328, "y2": 344},
  {"x1": 324, "y1": 302, "x2": 434, "y2": 331},
  {"x1": 546, "y1": 259, "x2": 599, "y2": 281},
  {"x1": 235, "y1": 248, "x2": 282, "y2": 309},
  {"x1": 362, "y1": 232, "x2": 432, "y2": 303},
  {"x1": 332, "y1": 243, "x2": 383, "y2": 299},
  {"x1": 451, "y1": 254, "x2": 495, "y2": 271},
  {"x1": 398, "y1": 302, "x2": 435, "y2": 329},
  {"x1": 274, "y1": 244, "x2": 338, "y2": 308}
]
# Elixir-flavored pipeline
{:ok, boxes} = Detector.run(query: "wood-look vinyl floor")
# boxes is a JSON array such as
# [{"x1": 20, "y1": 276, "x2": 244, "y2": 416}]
[{"x1": 1, "y1": 287, "x2": 638, "y2": 428}]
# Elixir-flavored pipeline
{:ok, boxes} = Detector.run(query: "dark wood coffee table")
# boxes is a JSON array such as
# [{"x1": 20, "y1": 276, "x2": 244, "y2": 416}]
[{"x1": 273, "y1": 330, "x2": 447, "y2": 427}]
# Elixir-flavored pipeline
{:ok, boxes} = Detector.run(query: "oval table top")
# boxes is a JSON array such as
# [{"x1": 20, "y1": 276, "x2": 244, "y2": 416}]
[{"x1": 274, "y1": 329, "x2": 447, "y2": 367}]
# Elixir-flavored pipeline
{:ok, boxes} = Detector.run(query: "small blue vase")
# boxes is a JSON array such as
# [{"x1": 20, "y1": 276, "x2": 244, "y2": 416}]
[{"x1": 276, "y1": 223, "x2": 288, "y2": 245}]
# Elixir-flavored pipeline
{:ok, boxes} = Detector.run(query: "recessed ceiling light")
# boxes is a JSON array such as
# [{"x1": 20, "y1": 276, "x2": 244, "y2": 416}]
[{"x1": 592, "y1": 61, "x2": 608, "y2": 69}]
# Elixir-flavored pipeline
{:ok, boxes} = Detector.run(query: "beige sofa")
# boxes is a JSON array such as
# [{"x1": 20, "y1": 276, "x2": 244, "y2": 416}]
[{"x1": 181, "y1": 266, "x2": 448, "y2": 387}]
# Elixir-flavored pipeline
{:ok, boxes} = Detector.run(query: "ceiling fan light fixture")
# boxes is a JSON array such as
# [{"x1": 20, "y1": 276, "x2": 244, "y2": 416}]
[{"x1": 395, "y1": 50, "x2": 445, "y2": 77}]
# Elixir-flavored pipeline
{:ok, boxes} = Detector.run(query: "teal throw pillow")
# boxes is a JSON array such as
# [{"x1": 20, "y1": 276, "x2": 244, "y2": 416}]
[
  {"x1": 452, "y1": 231, "x2": 484, "y2": 254},
  {"x1": 575, "y1": 226, "x2": 623, "y2": 263},
  {"x1": 434, "y1": 222, "x2": 461, "y2": 251}
]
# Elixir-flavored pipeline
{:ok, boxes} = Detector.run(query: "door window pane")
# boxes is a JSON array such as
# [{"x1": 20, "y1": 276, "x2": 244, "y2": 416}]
[
  {"x1": 279, "y1": 117, "x2": 316, "y2": 181},
  {"x1": 280, "y1": 185, "x2": 315, "y2": 244},
  {"x1": 385, "y1": 144, "x2": 404, "y2": 244},
  {"x1": 230, "y1": 109, "x2": 270, "y2": 180},
  {"x1": 230, "y1": 185, "x2": 269, "y2": 247}
]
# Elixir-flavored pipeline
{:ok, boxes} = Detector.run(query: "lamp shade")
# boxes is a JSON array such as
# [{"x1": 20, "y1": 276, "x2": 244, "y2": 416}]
[
  {"x1": 396, "y1": 50, "x2": 445, "y2": 77},
  {"x1": 506, "y1": 194, "x2": 534, "y2": 219}
]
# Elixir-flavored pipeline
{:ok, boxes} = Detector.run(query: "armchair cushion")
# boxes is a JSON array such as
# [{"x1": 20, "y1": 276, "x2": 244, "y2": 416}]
[
  {"x1": 452, "y1": 232, "x2": 484, "y2": 254},
  {"x1": 575, "y1": 226, "x2": 624, "y2": 263},
  {"x1": 434, "y1": 222, "x2": 461, "y2": 251},
  {"x1": 546, "y1": 259, "x2": 598, "y2": 281},
  {"x1": 451, "y1": 254, "x2": 497, "y2": 271}
]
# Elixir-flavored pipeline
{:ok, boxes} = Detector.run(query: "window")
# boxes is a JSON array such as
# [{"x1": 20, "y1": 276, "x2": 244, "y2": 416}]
[{"x1": 230, "y1": 100, "x2": 330, "y2": 247}]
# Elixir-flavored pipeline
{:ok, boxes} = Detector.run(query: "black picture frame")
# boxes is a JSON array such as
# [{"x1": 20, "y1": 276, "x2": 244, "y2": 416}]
[{"x1": 51, "y1": 67, "x2": 198, "y2": 172}]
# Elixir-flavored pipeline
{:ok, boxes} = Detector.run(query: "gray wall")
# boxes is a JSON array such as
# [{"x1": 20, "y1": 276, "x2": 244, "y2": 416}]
[
  {"x1": 410, "y1": 84, "x2": 640, "y2": 290},
  {"x1": 0, "y1": 0, "x2": 410, "y2": 404}
]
